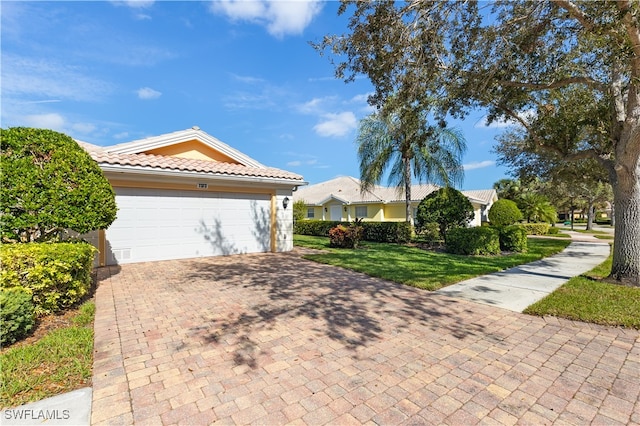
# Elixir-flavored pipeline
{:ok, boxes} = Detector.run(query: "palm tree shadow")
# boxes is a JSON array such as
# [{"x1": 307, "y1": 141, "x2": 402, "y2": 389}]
[{"x1": 196, "y1": 218, "x2": 240, "y2": 256}]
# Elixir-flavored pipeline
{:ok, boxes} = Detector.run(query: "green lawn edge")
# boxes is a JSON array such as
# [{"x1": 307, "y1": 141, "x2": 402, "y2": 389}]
[
  {"x1": 0, "y1": 301, "x2": 95, "y2": 409},
  {"x1": 294, "y1": 235, "x2": 571, "y2": 291},
  {"x1": 524, "y1": 247, "x2": 640, "y2": 329}
]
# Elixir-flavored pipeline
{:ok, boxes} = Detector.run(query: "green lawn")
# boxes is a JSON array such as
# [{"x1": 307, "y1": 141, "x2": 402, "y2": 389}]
[
  {"x1": 294, "y1": 235, "x2": 571, "y2": 291},
  {"x1": 0, "y1": 301, "x2": 95, "y2": 408},
  {"x1": 525, "y1": 249, "x2": 640, "y2": 329}
]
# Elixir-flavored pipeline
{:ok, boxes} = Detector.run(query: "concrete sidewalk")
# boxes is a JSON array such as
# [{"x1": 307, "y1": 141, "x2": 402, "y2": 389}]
[
  {"x1": 436, "y1": 241, "x2": 611, "y2": 312},
  {"x1": 0, "y1": 388, "x2": 91, "y2": 426}
]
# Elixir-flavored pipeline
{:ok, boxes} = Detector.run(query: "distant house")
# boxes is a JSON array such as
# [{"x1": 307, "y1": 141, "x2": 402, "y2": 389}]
[
  {"x1": 78, "y1": 127, "x2": 304, "y2": 266},
  {"x1": 293, "y1": 176, "x2": 498, "y2": 227}
]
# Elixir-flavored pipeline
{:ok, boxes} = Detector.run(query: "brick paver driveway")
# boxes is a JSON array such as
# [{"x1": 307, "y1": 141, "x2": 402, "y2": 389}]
[{"x1": 92, "y1": 251, "x2": 640, "y2": 425}]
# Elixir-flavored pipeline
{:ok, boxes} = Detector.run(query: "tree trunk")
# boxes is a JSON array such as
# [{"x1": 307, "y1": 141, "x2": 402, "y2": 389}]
[
  {"x1": 404, "y1": 157, "x2": 413, "y2": 224},
  {"x1": 610, "y1": 167, "x2": 640, "y2": 285},
  {"x1": 611, "y1": 202, "x2": 615, "y2": 227},
  {"x1": 586, "y1": 202, "x2": 594, "y2": 231}
]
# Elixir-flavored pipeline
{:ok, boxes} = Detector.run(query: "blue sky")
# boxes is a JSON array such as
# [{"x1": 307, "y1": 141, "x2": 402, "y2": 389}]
[{"x1": 1, "y1": 1, "x2": 511, "y2": 190}]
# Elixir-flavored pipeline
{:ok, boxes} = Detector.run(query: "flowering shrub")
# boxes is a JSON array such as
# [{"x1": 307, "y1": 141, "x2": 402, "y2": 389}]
[{"x1": 329, "y1": 223, "x2": 363, "y2": 248}]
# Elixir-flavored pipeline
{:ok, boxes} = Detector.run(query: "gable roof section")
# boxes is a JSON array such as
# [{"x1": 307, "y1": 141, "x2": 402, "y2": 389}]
[
  {"x1": 106, "y1": 127, "x2": 264, "y2": 168},
  {"x1": 293, "y1": 176, "x2": 385, "y2": 205},
  {"x1": 77, "y1": 132, "x2": 304, "y2": 183},
  {"x1": 294, "y1": 176, "x2": 496, "y2": 205},
  {"x1": 462, "y1": 189, "x2": 498, "y2": 205}
]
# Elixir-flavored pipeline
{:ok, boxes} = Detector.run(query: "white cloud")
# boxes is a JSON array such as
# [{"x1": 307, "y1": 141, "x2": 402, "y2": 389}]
[
  {"x1": 136, "y1": 87, "x2": 162, "y2": 100},
  {"x1": 463, "y1": 160, "x2": 495, "y2": 171},
  {"x1": 314, "y1": 112, "x2": 357, "y2": 137},
  {"x1": 111, "y1": 1, "x2": 155, "y2": 9},
  {"x1": 231, "y1": 74, "x2": 265, "y2": 84},
  {"x1": 210, "y1": 0, "x2": 323, "y2": 38},
  {"x1": 114, "y1": 131, "x2": 130, "y2": 139},
  {"x1": 22, "y1": 113, "x2": 65, "y2": 130},
  {"x1": 2, "y1": 54, "x2": 113, "y2": 102},
  {"x1": 287, "y1": 160, "x2": 302, "y2": 167},
  {"x1": 71, "y1": 122, "x2": 97, "y2": 134},
  {"x1": 297, "y1": 97, "x2": 333, "y2": 114}
]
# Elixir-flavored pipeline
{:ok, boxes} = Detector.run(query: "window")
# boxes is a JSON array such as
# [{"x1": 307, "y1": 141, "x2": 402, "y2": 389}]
[
  {"x1": 355, "y1": 206, "x2": 367, "y2": 219},
  {"x1": 306, "y1": 208, "x2": 315, "y2": 219}
]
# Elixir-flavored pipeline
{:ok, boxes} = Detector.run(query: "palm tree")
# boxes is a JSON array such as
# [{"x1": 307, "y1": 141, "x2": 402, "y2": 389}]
[
  {"x1": 517, "y1": 193, "x2": 558, "y2": 223},
  {"x1": 357, "y1": 107, "x2": 466, "y2": 224}
]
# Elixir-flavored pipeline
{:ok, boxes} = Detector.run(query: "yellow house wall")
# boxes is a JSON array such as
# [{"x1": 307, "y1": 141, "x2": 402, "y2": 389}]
[
  {"x1": 144, "y1": 140, "x2": 240, "y2": 163},
  {"x1": 383, "y1": 204, "x2": 408, "y2": 222}
]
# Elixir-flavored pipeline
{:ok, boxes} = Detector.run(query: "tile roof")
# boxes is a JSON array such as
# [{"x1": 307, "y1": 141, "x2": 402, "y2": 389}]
[
  {"x1": 293, "y1": 176, "x2": 496, "y2": 205},
  {"x1": 78, "y1": 141, "x2": 304, "y2": 182}
]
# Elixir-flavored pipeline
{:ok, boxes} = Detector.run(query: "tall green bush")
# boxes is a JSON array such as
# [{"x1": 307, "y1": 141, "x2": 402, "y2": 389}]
[
  {"x1": 0, "y1": 287, "x2": 35, "y2": 346},
  {"x1": 488, "y1": 199, "x2": 523, "y2": 227},
  {"x1": 500, "y1": 225, "x2": 528, "y2": 252},
  {"x1": 0, "y1": 242, "x2": 96, "y2": 316},
  {"x1": 446, "y1": 227, "x2": 500, "y2": 255},
  {"x1": 416, "y1": 187, "x2": 475, "y2": 240},
  {"x1": 0, "y1": 127, "x2": 117, "y2": 243}
]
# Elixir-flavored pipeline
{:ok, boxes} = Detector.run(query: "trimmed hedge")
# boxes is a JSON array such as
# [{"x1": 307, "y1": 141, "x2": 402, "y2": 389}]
[
  {"x1": 295, "y1": 220, "x2": 412, "y2": 244},
  {"x1": 520, "y1": 223, "x2": 551, "y2": 235},
  {"x1": 547, "y1": 227, "x2": 560, "y2": 235},
  {"x1": 294, "y1": 220, "x2": 342, "y2": 237},
  {"x1": 0, "y1": 242, "x2": 96, "y2": 316},
  {"x1": 361, "y1": 222, "x2": 412, "y2": 243},
  {"x1": 0, "y1": 287, "x2": 35, "y2": 346},
  {"x1": 500, "y1": 225, "x2": 528, "y2": 252},
  {"x1": 446, "y1": 227, "x2": 500, "y2": 255}
]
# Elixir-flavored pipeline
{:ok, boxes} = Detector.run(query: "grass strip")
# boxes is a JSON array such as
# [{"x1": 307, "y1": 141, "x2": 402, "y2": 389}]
[
  {"x1": 524, "y1": 249, "x2": 640, "y2": 328},
  {"x1": 0, "y1": 301, "x2": 95, "y2": 409},
  {"x1": 294, "y1": 235, "x2": 571, "y2": 291}
]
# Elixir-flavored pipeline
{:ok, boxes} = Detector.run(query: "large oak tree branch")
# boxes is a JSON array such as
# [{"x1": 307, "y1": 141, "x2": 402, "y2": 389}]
[{"x1": 498, "y1": 77, "x2": 608, "y2": 93}]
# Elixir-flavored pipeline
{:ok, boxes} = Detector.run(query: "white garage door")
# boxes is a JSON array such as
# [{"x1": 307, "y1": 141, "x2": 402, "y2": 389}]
[{"x1": 105, "y1": 187, "x2": 271, "y2": 265}]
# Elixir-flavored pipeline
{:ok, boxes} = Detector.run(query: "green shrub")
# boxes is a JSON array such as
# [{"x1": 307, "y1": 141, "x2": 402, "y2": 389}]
[
  {"x1": 520, "y1": 223, "x2": 551, "y2": 235},
  {"x1": 1, "y1": 127, "x2": 117, "y2": 243},
  {"x1": 500, "y1": 225, "x2": 528, "y2": 252},
  {"x1": 361, "y1": 222, "x2": 412, "y2": 243},
  {"x1": 415, "y1": 222, "x2": 441, "y2": 243},
  {"x1": 416, "y1": 187, "x2": 475, "y2": 240},
  {"x1": 1, "y1": 287, "x2": 35, "y2": 346},
  {"x1": 547, "y1": 227, "x2": 560, "y2": 235},
  {"x1": 0, "y1": 242, "x2": 96, "y2": 316},
  {"x1": 446, "y1": 227, "x2": 500, "y2": 255},
  {"x1": 488, "y1": 199, "x2": 523, "y2": 227},
  {"x1": 329, "y1": 224, "x2": 363, "y2": 248},
  {"x1": 295, "y1": 220, "x2": 412, "y2": 244},
  {"x1": 294, "y1": 220, "x2": 342, "y2": 236}
]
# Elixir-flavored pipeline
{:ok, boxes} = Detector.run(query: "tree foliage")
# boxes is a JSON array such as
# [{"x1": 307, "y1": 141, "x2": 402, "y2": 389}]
[
  {"x1": 416, "y1": 187, "x2": 474, "y2": 240},
  {"x1": 356, "y1": 108, "x2": 466, "y2": 223},
  {"x1": 316, "y1": 0, "x2": 640, "y2": 283},
  {"x1": 293, "y1": 199, "x2": 307, "y2": 224},
  {"x1": 0, "y1": 127, "x2": 117, "y2": 242}
]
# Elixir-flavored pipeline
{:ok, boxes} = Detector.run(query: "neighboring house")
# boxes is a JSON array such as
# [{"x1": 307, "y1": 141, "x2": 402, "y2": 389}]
[
  {"x1": 79, "y1": 126, "x2": 305, "y2": 266},
  {"x1": 293, "y1": 176, "x2": 497, "y2": 226}
]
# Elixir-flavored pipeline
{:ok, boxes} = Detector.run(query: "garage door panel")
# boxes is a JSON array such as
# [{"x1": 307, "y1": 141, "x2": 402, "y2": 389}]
[{"x1": 105, "y1": 188, "x2": 271, "y2": 264}]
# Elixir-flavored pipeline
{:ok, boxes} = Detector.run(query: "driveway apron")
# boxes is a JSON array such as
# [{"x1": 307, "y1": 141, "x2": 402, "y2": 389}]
[{"x1": 91, "y1": 253, "x2": 640, "y2": 425}]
